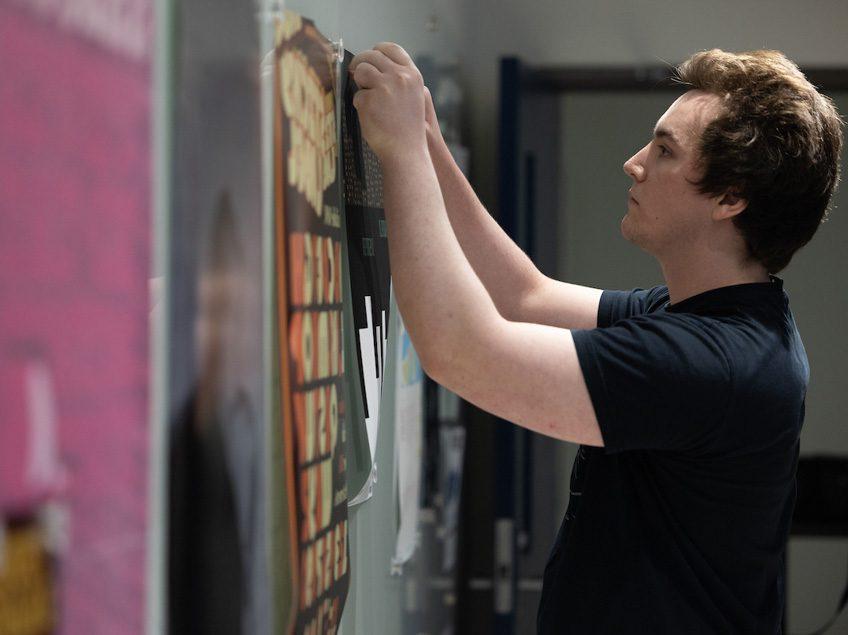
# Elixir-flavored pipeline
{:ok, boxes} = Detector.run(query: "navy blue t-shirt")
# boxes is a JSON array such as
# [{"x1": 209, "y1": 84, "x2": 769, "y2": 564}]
[{"x1": 537, "y1": 277, "x2": 808, "y2": 634}]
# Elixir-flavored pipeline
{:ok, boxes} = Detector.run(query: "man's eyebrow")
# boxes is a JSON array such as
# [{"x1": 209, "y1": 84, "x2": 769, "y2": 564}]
[{"x1": 653, "y1": 126, "x2": 680, "y2": 145}]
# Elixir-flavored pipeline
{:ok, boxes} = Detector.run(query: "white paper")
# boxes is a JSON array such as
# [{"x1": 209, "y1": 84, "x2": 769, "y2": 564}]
[
  {"x1": 391, "y1": 315, "x2": 424, "y2": 571},
  {"x1": 25, "y1": 360, "x2": 64, "y2": 493},
  {"x1": 439, "y1": 425, "x2": 466, "y2": 573},
  {"x1": 347, "y1": 293, "x2": 388, "y2": 507},
  {"x1": 357, "y1": 295, "x2": 387, "y2": 461}
]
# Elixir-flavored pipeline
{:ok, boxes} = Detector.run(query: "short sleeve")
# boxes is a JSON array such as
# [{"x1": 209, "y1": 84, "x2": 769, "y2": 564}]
[
  {"x1": 598, "y1": 286, "x2": 670, "y2": 327},
  {"x1": 572, "y1": 313, "x2": 732, "y2": 454}
]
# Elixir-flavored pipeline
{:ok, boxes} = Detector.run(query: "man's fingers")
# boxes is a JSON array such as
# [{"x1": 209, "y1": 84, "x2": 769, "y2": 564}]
[
  {"x1": 352, "y1": 88, "x2": 367, "y2": 111},
  {"x1": 352, "y1": 62, "x2": 381, "y2": 89},
  {"x1": 373, "y1": 42, "x2": 413, "y2": 67},
  {"x1": 350, "y1": 49, "x2": 394, "y2": 75}
]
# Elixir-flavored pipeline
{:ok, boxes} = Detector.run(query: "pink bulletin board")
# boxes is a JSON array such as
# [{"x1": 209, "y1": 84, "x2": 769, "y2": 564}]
[{"x1": 0, "y1": 2, "x2": 152, "y2": 632}]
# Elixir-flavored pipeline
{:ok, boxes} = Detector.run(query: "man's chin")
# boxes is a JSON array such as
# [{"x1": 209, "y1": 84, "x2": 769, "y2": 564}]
[
  {"x1": 620, "y1": 214, "x2": 650, "y2": 251},
  {"x1": 620, "y1": 214, "x2": 635, "y2": 242}
]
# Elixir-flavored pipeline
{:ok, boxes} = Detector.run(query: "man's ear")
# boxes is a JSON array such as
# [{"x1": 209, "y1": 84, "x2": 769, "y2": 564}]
[{"x1": 712, "y1": 190, "x2": 747, "y2": 221}]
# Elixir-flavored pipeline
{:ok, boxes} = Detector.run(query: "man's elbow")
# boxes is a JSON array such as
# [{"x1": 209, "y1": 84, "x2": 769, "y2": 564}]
[
  {"x1": 405, "y1": 310, "x2": 483, "y2": 392},
  {"x1": 415, "y1": 332, "x2": 461, "y2": 389},
  {"x1": 416, "y1": 340, "x2": 448, "y2": 385}
]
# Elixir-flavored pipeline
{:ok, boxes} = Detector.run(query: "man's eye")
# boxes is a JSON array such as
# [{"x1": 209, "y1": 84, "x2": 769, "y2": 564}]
[{"x1": 658, "y1": 145, "x2": 670, "y2": 157}]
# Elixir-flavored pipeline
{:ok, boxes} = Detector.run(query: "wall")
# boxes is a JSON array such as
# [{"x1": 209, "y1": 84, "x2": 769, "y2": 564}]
[
  {"x1": 460, "y1": 0, "x2": 848, "y2": 212},
  {"x1": 289, "y1": 0, "x2": 462, "y2": 63}
]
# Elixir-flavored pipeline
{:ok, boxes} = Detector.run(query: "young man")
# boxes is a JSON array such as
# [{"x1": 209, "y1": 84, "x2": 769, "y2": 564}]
[{"x1": 349, "y1": 46, "x2": 843, "y2": 632}]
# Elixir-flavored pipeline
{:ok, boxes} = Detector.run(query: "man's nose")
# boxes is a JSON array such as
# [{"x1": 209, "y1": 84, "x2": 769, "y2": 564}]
[{"x1": 623, "y1": 148, "x2": 646, "y2": 182}]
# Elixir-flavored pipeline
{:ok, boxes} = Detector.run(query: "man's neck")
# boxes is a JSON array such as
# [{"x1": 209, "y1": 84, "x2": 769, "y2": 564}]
[{"x1": 659, "y1": 255, "x2": 771, "y2": 306}]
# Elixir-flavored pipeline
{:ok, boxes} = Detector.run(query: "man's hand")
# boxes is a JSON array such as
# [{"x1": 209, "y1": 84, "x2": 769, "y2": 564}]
[{"x1": 349, "y1": 43, "x2": 428, "y2": 162}]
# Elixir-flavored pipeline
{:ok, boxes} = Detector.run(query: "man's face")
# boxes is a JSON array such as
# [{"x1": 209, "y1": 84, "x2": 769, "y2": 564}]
[{"x1": 621, "y1": 90, "x2": 725, "y2": 257}]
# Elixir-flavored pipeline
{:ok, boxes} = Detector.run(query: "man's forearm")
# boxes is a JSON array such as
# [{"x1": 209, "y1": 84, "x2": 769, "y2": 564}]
[
  {"x1": 427, "y1": 131, "x2": 544, "y2": 322},
  {"x1": 380, "y1": 145, "x2": 500, "y2": 376}
]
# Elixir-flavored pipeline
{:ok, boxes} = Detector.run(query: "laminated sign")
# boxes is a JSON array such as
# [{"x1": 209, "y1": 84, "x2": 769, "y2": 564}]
[
  {"x1": 273, "y1": 12, "x2": 350, "y2": 634},
  {"x1": 165, "y1": 0, "x2": 268, "y2": 627}
]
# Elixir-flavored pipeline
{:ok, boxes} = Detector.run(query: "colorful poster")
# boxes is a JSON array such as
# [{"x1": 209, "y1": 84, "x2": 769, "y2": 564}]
[
  {"x1": 340, "y1": 51, "x2": 393, "y2": 502},
  {"x1": 0, "y1": 2, "x2": 151, "y2": 632},
  {"x1": 392, "y1": 311, "x2": 425, "y2": 571},
  {"x1": 273, "y1": 12, "x2": 350, "y2": 633}
]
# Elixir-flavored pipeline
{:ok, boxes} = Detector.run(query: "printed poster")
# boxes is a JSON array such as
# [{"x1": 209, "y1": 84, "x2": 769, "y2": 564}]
[
  {"x1": 340, "y1": 50, "x2": 393, "y2": 502},
  {"x1": 273, "y1": 12, "x2": 350, "y2": 633}
]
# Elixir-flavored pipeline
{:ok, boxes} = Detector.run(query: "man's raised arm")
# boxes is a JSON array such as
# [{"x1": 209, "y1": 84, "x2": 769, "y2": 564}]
[{"x1": 424, "y1": 89, "x2": 602, "y2": 330}]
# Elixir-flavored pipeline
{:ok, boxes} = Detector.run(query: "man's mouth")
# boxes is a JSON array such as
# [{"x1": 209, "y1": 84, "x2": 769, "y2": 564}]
[{"x1": 628, "y1": 190, "x2": 639, "y2": 205}]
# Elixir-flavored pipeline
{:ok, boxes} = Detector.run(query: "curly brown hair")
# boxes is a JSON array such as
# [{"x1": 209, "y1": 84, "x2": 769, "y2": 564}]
[{"x1": 674, "y1": 49, "x2": 844, "y2": 273}]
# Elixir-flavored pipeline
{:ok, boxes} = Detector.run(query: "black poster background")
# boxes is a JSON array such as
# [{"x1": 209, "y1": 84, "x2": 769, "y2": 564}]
[{"x1": 340, "y1": 51, "x2": 392, "y2": 492}]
